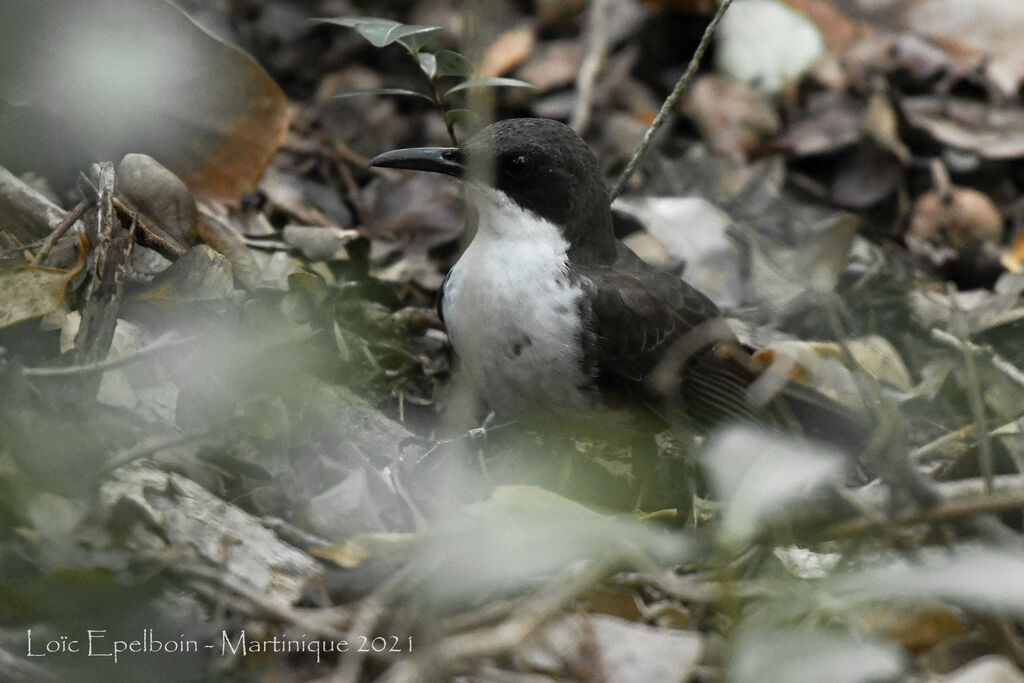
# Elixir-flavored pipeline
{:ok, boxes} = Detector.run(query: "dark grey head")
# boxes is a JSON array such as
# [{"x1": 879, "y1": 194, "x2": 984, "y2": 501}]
[{"x1": 369, "y1": 118, "x2": 617, "y2": 263}]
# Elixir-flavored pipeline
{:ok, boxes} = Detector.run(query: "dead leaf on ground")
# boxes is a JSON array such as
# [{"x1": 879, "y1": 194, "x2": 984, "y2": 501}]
[
  {"x1": 0, "y1": 266, "x2": 77, "y2": 329},
  {"x1": 901, "y1": 96, "x2": 1024, "y2": 160},
  {"x1": 908, "y1": 185, "x2": 1003, "y2": 252},
  {"x1": 906, "y1": 0, "x2": 1024, "y2": 95},
  {"x1": 517, "y1": 40, "x2": 586, "y2": 94},
  {"x1": 776, "y1": 92, "x2": 864, "y2": 157},
  {"x1": 829, "y1": 142, "x2": 903, "y2": 210},
  {"x1": 682, "y1": 75, "x2": 780, "y2": 162}
]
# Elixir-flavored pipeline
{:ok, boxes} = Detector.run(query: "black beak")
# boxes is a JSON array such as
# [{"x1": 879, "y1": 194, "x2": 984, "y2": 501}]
[{"x1": 368, "y1": 147, "x2": 464, "y2": 178}]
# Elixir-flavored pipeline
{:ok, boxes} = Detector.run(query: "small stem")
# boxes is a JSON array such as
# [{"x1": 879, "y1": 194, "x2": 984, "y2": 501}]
[
  {"x1": 428, "y1": 79, "x2": 459, "y2": 146},
  {"x1": 31, "y1": 197, "x2": 92, "y2": 266},
  {"x1": 609, "y1": 0, "x2": 734, "y2": 199}
]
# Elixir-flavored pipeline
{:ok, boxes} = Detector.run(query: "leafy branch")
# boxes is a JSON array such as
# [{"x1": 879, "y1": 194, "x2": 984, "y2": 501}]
[{"x1": 312, "y1": 17, "x2": 535, "y2": 145}]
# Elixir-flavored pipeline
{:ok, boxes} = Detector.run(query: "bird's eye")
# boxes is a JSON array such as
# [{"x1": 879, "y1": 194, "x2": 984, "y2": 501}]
[{"x1": 503, "y1": 154, "x2": 536, "y2": 179}]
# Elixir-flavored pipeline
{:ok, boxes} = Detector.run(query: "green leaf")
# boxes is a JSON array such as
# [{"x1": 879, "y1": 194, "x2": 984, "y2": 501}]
[
  {"x1": 444, "y1": 77, "x2": 537, "y2": 98},
  {"x1": 392, "y1": 25, "x2": 443, "y2": 54},
  {"x1": 311, "y1": 17, "x2": 399, "y2": 47},
  {"x1": 311, "y1": 17, "x2": 442, "y2": 51},
  {"x1": 433, "y1": 49, "x2": 473, "y2": 78},
  {"x1": 331, "y1": 88, "x2": 434, "y2": 103},
  {"x1": 443, "y1": 108, "x2": 480, "y2": 128},
  {"x1": 417, "y1": 52, "x2": 437, "y2": 79}
]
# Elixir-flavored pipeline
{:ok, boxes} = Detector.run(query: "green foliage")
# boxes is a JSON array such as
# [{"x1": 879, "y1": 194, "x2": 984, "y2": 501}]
[{"x1": 312, "y1": 16, "x2": 535, "y2": 142}]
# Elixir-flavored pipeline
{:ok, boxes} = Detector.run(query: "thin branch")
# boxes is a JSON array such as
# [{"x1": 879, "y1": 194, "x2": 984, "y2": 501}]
[
  {"x1": 931, "y1": 328, "x2": 1024, "y2": 390},
  {"x1": 176, "y1": 562, "x2": 351, "y2": 641},
  {"x1": 30, "y1": 197, "x2": 92, "y2": 265},
  {"x1": 570, "y1": 0, "x2": 614, "y2": 135},
  {"x1": 334, "y1": 564, "x2": 416, "y2": 683},
  {"x1": 78, "y1": 173, "x2": 188, "y2": 261},
  {"x1": 609, "y1": 0, "x2": 734, "y2": 199},
  {"x1": 379, "y1": 551, "x2": 640, "y2": 683},
  {"x1": 946, "y1": 289, "x2": 996, "y2": 492},
  {"x1": 23, "y1": 332, "x2": 199, "y2": 378},
  {"x1": 824, "y1": 483, "x2": 1024, "y2": 538}
]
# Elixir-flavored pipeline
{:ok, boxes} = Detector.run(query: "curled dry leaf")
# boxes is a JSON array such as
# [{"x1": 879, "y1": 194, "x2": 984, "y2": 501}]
[
  {"x1": 908, "y1": 186, "x2": 1003, "y2": 252},
  {"x1": 0, "y1": 0, "x2": 289, "y2": 200},
  {"x1": 901, "y1": 97, "x2": 1024, "y2": 160}
]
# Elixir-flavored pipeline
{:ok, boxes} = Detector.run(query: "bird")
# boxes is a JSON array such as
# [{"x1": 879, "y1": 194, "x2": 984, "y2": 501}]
[{"x1": 369, "y1": 118, "x2": 870, "y2": 463}]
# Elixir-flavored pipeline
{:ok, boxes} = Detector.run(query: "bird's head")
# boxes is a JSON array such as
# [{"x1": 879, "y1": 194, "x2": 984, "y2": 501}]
[{"x1": 369, "y1": 118, "x2": 616, "y2": 261}]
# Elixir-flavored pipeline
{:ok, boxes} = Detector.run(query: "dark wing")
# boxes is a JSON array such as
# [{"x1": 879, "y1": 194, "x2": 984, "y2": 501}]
[
  {"x1": 579, "y1": 245, "x2": 759, "y2": 427},
  {"x1": 582, "y1": 246, "x2": 872, "y2": 459}
]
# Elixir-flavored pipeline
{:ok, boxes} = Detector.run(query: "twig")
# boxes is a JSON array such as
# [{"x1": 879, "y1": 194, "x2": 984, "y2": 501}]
[
  {"x1": 570, "y1": 0, "x2": 614, "y2": 135},
  {"x1": 427, "y1": 81, "x2": 459, "y2": 147},
  {"x1": 946, "y1": 288, "x2": 995, "y2": 492},
  {"x1": 79, "y1": 173, "x2": 188, "y2": 261},
  {"x1": 609, "y1": 0, "x2": 734, "y2": 199},
  {"x1": 23, "y1": 332, "x2": 199, "y2": 378},
  {"x1": 74, "y1": 163, "x2": 121, "y2": 370},
  {"x1": 101, "y1": 432, "x2": 211, "y2": 474},
  {"x1": 931, "y1": 328, "x2": 1024, "y2": 390},
  {"x1": 379, "y1": 551, "x2": 640, "y2": 683},
  {"x1": 911, "y1": 422, "x2": 977, "y2": 463},
  {"x1": 611, "y1": 571, "x2": 775, "y2": 603},
  {"x1": 825, "y1": 484, "x2": 1024, "y2": 538},
  {"x1": 119, "y1": 196, "x2": 188, "y2": 261},
  {"x1": 176, "y1": 562, "x2": 351, "y2": 641},
  {"x1": 30, "y1": 197, "x2": 91, "y2": 265},
  {"x1": 334, "y1": 564, "x2": 416, "y2": 683}
]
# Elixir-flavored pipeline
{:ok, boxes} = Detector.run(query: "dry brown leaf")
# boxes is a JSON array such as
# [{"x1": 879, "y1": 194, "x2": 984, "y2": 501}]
[
  {"x1": 1002, "y1": 228, "x2": 1024, "y2": 274},
  {"x1": 781, "y1": 0, "x2": 870, "y2": 57},
  {"x1": 0, "y1": 0, "x2": 289, "y2": 200},
  {"x1": 908, "y1": 188, "x2": 1003, "y2": 251},
  {"x1": 479, "y1": 26, "x2": 536, "y2": 78},
  {"x1": 0, "y1": 266, "x2": 76, "y2": 329}
]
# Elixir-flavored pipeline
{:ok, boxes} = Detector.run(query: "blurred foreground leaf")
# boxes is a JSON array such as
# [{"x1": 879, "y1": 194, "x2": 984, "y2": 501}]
[
  {"x1": 410, "y1": 486, "x2": 696, "y2": 608},
  {"x1": 729, "y1": 628, "x2": 907, "y2": 683},
  {"x1": 0, "y1": 0, "x2": 289, "y2": 199},
  {"x1": 831, "y1": 545, "x2": 1024, "y2": 618},
  {"x1": 702, "y1": 426, "x2": 847, "y2": 546}
]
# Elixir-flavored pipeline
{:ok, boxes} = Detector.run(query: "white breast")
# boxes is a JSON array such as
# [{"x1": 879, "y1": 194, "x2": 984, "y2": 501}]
[{"x1": 442, "y1": 188, "x2": 592, "y2": 417}]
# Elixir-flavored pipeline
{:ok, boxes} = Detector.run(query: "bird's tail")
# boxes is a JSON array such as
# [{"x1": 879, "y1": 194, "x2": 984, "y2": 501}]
[{"x1": 666, "y1": 342, "x2": 875, "y2": 472}]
